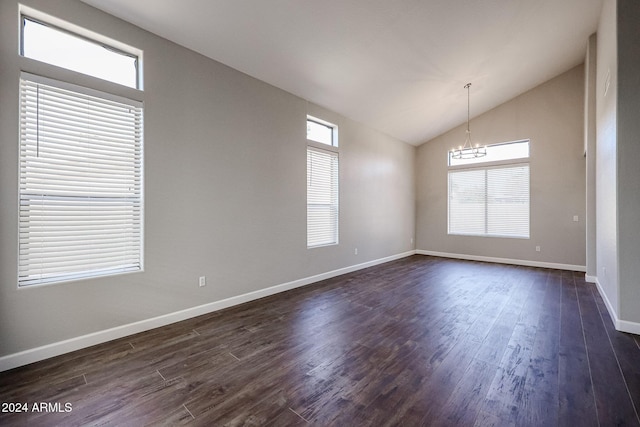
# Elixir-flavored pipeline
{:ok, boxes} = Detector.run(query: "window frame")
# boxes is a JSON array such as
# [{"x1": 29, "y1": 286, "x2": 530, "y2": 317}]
[
  {"x1": 306, "y1": 117, "x2": 339, "y2": 249},
  {"x1": 307, "y1": 115, "x2": 339, "y2": 148},
  {"x1": 447, "y1": 139, "x2": 531, "y2": 239},
  {"x1": 19, "y1": 8, "x2": 142, "y2": 90},
  {"x1": 17, "y1": 72, "x2": 145, "y2": 287},
  {"x1": 16, "y1": 7, "x2": 145, "y2": 288}
]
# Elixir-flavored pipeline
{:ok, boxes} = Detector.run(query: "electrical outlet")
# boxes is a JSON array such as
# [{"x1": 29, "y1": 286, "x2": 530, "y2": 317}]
[
  {"x1": 354, "y1": 248, "x2": 358, "y2": 255},
  {"x1": 411, "y1": 237, "x2": 414, "y2": 244},
  {"x1": 535, "y1": 246, "x2": 541, "y2": 252},
  {"x1": 199, "y1": 276, "x2": 206, "y2": 287},
  {"x1": 573, "y1": 215, "x2": 579, "y2": 222}
]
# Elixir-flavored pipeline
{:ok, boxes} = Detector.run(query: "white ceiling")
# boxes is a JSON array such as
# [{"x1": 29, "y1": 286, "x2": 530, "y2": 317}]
[{"x1": 81, "y1": 0, "x2": 603, "y2": 145}]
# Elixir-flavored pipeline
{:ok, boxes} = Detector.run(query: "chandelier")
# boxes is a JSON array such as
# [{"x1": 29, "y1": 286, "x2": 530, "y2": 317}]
[{"x1": 450, "y1": 83, "x2": 486, "y2": 159}]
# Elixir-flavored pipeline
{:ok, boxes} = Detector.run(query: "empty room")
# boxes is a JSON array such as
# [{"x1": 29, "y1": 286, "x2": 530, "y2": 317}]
[{"x1": 1, "y1": 0, "x2": 639, "y2": 425}]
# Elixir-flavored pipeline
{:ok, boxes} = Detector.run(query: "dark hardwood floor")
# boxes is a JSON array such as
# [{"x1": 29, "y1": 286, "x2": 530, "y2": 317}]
[{"x1": 1, "y1": 255, "x2": 639, "y2": 426}]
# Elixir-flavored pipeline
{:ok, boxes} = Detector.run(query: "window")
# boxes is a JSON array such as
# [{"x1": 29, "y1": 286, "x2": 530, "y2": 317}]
[
  {"x1": 307, "y1": 117, "x2": 338, "y2": 147},
  {"x1": 307, "y1": 117, "x2": 339, "y2": 247},
  {"x1": 18, "y1": 74, "x2": 143, "y2": 287},
  {"x1": 448, "y1": 165, "x2": 530, "y2": 238},
  {"x1": 17, "y1": 9, "x2": 143, "y2": 287},
  {"x1": 448, "y1": 140, "x2": 530, "y2": 239},
  {"x1": 21, "y1": 14, "x2": 140, "y2": 89},
  {"x1": 449, "y1": 139, "x2": 529, "y2": 166}
]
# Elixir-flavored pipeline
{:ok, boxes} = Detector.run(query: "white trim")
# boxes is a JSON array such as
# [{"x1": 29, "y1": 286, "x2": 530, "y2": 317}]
[
  {"x1": 0, "y1": 250, "x2": 415, "y2": 372},
  {"x1": 594, "y1": 277, "x2": 640, "y2": 335},
  {"x1": 20, "y1": 71, "x2": 142, "y2": 106},
  {"x1": 585, "y1": 274, "x2": 597, "y2": 283},
  {"x1": 618, "y1": 319, "x2": 640, "y2": 335},
  {"x1": 415, "y1": 250, "x2": 586, "y2": 272}
]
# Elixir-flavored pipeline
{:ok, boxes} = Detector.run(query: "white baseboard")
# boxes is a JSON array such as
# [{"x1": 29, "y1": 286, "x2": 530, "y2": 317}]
[
  {"x1": 0, "y1": 250, "x2": 416, "y2": 372},
  {"x1": 618, "y1": 319, "x2": 640, "y2": 335},
  {"x1": 585, "y1": 274, "x2": 597, "y2": 283},
  {"x1": 415, "y1": 250, "x2": 586, "y2": 272},
  {"x1": 594, "y1": 277, "x2": 640, "y2": 335},
  {"x1": 594, "y1": 276, "x2": 619, "y2": 329}
]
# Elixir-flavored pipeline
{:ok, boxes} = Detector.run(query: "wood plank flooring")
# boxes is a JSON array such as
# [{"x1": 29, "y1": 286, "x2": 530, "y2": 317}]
[{"x1": 1, "y1": 255, "x2": 639, "y2": 426}]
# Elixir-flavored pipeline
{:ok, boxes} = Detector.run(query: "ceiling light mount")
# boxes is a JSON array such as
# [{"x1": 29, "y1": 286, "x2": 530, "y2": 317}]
[{"x1": 451, "y1": 83, "x2": 486, "y2": 159}]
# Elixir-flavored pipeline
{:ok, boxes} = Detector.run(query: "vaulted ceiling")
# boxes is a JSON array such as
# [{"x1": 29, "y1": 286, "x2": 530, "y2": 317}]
[{"x1": 82, "y1": 0, "x2": 603, "y2": 145}]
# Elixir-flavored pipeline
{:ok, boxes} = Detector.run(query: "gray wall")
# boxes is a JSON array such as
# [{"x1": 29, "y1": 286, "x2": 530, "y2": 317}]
[
  {"x1": 0, "y1": 0, "x2": 415, "y2": 357},
  {"x1": 416, "y1": 66, "x2": 586, "y2": 267},
  {"x1": 616, "y1": 0, "x2": 640, "y2": 324},
  {"x1": 596, "y1": 0, "x2": 619, "y2": 319},
  {"x1": 585, "y1": 34, "x2": 597, "y2": 279},
  {"x1": 593, "y1": 0, "x2": 640, "y2": 329}
]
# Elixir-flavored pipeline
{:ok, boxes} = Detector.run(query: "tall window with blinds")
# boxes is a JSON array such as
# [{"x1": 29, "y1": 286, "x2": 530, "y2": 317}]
[
  {"x1": 307, "y1": 147, "x2": 339, "y2": 248},
  {"x1": 18, "y1": 74, "x2": 143, "y2": 286},
  {"x1": 448, "y1": 164, "x2": 529, "y2": 238}
]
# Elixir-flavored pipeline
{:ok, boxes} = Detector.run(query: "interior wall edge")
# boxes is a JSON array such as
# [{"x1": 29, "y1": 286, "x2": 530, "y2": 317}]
[{"x1": 0, "y1": 250, "x2": 416, "y2": 373}]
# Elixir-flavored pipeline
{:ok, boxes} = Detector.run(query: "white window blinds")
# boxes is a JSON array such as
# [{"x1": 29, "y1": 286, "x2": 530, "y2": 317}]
[
  {"x1": 18, "y1": 75, "x2": 143, "y2": 286},
  {"x1": 307, "y1": 147, "x2": 339, "y2": 247},
  {"x1": 448, "y1": 164, "x2": 529, "y2": 238}
]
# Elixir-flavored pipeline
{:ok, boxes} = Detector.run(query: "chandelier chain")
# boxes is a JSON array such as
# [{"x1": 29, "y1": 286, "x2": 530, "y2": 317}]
[{"x1": 465, "y1": 83, "x2": 471, "y2": 133}]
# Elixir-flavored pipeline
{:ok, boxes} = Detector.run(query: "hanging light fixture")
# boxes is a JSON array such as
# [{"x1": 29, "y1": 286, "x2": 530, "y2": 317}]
[{"x1": 451, "y1": 83, "x2": 486, "y2": 159}]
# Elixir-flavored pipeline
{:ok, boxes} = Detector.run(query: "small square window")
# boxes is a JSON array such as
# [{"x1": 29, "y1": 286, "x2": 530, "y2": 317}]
[{"x1": 307, "y1": 117, "x2": 337, "y2": 146}]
